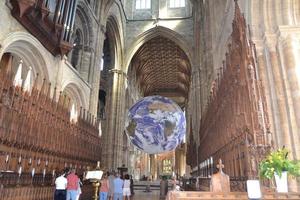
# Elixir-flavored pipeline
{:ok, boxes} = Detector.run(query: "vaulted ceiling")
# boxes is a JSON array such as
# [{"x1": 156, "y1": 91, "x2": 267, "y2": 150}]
[{"x1": 132, "y1": 36, "x2": 191, "y2": 107}]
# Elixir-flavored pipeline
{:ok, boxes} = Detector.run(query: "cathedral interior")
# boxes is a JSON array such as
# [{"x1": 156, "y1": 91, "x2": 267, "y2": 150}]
[{"x1": 0, "y1": 0, "x2": 300, "y2": 199}]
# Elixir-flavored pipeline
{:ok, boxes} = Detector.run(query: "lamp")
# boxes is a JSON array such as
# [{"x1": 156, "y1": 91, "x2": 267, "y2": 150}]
[{"x1": 85, "y1": 161, "x2": 103, "y2": 200}]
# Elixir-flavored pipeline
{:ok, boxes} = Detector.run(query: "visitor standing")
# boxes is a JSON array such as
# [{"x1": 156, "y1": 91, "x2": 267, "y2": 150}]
[
  {"x1": 66, "y1": 169, "x2": 79, "y2": 200},
  {"x1": 123, "y1": 174, "x2": 131, "y2": 200},
  {"x1": 113, "y1": 173, "x2": 124, "y2": 200},
  {"x1": 76, "y1": 177, "x2": 83, "y2": 200},
  {"x1": 99, "y1": 173, "x2": 109, "y2": 200},
  {"x1": 108, "y1": 171, "x2": 115, "y2": 200},
  {"x1": 129, "y1": 175, "x2": 134, "y2": 196},
  {"x1": 54, "y1": 172, "x2": 67, "y2": 200}
]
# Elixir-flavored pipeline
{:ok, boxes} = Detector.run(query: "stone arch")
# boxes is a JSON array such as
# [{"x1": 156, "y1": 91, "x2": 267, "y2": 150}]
[
  {"x1": 106, "y1": 15, "x2": 124, "y2": 70},
  {"x1": 125, "y1": 26, "x2": 193, "y2": 74},
  {"x1": 0, "y1": 32, "x2": 50, "y2": 82},
  {"x1": 76, "y1": 2, "x2": 94, "y2": 47},
  {"x1": 68, "y1": 1, "x2": 94, "y2": 81},
  {"x1": 249, "y1": 0, "x2": 300, "y2": 32},
  {"x1": 102, "y1": 0, "x2": 117, "y2": 17},
  {"x1": 274, "y1": 0, "x2": 298, "y2": 26},
  {"x1": 62, "y1": 82, "x2": 88, "y2": 110},
  {"x1": 292, "y1": 0, "x2": 300, "y2": 25},
  {"x1": 71, "y1": 29, "x2": 83, "y2": 68}
]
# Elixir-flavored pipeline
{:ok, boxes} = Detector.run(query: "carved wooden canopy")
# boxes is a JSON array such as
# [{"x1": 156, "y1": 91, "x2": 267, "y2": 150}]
[{"x1": 132, "y1": 36, "x2": 191, "y2": 107}]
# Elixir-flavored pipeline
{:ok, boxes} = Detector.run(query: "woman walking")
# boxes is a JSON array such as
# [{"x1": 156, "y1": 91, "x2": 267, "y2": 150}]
[
  {"x1": 123, "y1": 174, "x2": 131, "y2": 200},
  {"x1": 99, "y1": 173, "x2": 110, "y2": 200}
]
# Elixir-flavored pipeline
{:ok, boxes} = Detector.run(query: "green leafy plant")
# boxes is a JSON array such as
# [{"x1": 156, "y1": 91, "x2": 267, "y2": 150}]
[{"x1": 259, "y1": 148, "x2": 300, "y2": 179}]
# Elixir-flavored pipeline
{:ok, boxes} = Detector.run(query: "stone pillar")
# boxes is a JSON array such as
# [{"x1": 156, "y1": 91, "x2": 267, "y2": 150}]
[
  {"x1": 280, "y1": 37, "x2": 300, "y2": 158},
  {"x1": 102, "y1": 71, "x2": 117, "y2": 169},
  {"x1": 103, "y1": 68, "x2": 127, "y2": 170},
  {"x1": 175, "y1": 147, "x2": 186, "y2": 177},
  {"x1": 279, "y1": 36, "x2": 300, "y2": 192},
  {"x1": 150, "y1": 154, "x2": 157, "y2": 180},
  {"x1": 113, "y1": 70, "x2": 127, "y2": 168},
  {"x1": 265, "y1": 36, "x2": 292, "y2": 149},
  {"x1": 254, "y1": 39, "x2": 278, "y2": 146},
  {"x1": 89, "y1": 24, "x2": 105, "y2": 117},
  {"x1": 264, "y1": 35, "x2": 300, "y2": 192}
]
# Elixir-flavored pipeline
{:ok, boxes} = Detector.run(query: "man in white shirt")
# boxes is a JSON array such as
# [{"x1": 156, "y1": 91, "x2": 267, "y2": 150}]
[{"x1": 55, "y1": 172, "x2": 68, "y2": 200}]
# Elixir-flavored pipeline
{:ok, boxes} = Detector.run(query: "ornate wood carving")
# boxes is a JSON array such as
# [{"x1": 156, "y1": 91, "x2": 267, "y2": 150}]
[
  {"x1": 0, "y1": 53, "x2": 100, "y2": 199},
  {"x1": 188, "y1": 0, "x2": 271, "y2": 191},
  {"x1": 10, "y1": 0, "x2": 78, "y2": 56}
]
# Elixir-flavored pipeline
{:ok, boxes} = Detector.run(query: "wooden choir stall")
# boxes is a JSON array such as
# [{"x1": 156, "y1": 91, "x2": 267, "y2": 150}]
[
  {"x1": 184, "y1": 1, "x2": 300, "y2": 200},
  {"x1": 0, "y1": 53, "x2": 101, "y2": 199}
]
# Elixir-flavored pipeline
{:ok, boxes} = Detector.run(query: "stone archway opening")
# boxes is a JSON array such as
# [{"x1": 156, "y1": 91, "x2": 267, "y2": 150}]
[
  {"x1": 126, "y1": 35, "x2": 192, "y2": 179},
  {"x1": 97, "y1": 15, "x2": 123, "y2": 169},
  {"x1": 0, "y1": 38, "x2": 49, "y2": 88}
]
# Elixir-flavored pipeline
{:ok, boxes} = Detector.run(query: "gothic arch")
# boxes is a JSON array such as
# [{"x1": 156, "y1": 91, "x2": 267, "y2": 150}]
[
  {"x1": 62, "y1": 82, "x2": 88, "y2": 110},
  {"x1": 125, "y1": 26, "x2": 194, "y2": 74},
  {"x1": 68, "y1": 1, "x2": 94, "y2": 81},
  {"x1": 0, "y1": 32, "x2": 50, "y2": 83},
  {"x1": 76, "y1": 1, "x2": 94, "y2": 47},
  {"x1": 106, "y1": 15, "x2": 124, "y2": 70},
  {"x1": 249, "y1": 0, "x2": 300, "y2": 32}
]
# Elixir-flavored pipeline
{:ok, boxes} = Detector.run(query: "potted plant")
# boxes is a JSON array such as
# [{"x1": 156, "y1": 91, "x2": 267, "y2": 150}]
[{"x1": 259, "y1": 147, "x2": 300, "y2": 192}]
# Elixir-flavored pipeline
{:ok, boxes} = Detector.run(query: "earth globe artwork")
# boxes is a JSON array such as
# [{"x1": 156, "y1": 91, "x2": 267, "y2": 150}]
[{"x1": 125, "y1": 95, "x2": 186, "y2": 154}]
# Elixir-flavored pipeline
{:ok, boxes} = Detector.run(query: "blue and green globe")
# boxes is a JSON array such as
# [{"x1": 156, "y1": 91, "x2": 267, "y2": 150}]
[{"x1": 125, "y1": 96, "x2": 186, "y2": 154}]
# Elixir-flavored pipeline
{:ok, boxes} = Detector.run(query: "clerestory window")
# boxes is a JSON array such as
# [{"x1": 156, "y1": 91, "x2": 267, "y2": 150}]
[
  {"x1": 136, "y1": 0, "x2": 151, "y2": 9},
  {"x1": 169, "y1": 0, "x2": 186, "y2": 8}
]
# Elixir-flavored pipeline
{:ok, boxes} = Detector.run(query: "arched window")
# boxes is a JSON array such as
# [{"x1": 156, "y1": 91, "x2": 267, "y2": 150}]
[
  {"x1": 136, "y1": 0, "x2": 151, "y2": 9},
  {"x1": 71, "y1": 29, "x2": 82, "y2": 69},
  {"x1": 98, "y1": 90, "x2": 106, "y2": 119},
  {"x1": 169, "y1": 0, "x2": 185, "y2": 8}
]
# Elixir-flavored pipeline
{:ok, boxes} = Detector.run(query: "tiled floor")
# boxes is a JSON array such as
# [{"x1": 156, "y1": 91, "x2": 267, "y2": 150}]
[{"x1": 132, "y1": 190, "x2": 161, "y2": 200}]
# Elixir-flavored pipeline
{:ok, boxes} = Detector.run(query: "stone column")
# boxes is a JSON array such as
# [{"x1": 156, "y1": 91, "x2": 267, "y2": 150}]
[
  {"x1": 102, "y1": 70, "x2": 117, "y2": 169},
  {"x1": 103, "y1": 68, "x2": 127, "y2": 170},
  {"x1": 280, "y1": 37, "x2": 300, "y2": 158},
  {"x1": 253, "y1": 39, "x2": 278, "y2": 146},
  {"x1": 89, "y1": 24, "x2": 105, "y2": 116},
  {"x1": 279, "y1": 36, "x2": 300, "y2": 192},
  {"x1": 175, "y1": 147, "x2": 186, "y2": 177},
  {"x1": 150, "y1": 154, "x2": 157, "y2": 180},
  {"x1": 113, "y1": 70, "x2": 127, "y2": 168},
  {"x1": 265, "y1": 35, "x2": 300, "y2": 192},
  {"x1": 265, "y1": 36, "x2": 292, "y2": 149}
]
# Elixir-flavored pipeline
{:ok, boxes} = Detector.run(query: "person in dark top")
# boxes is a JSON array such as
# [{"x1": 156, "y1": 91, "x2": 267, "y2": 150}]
[{"x1": 130, "y1": 175, "x2": 134, "y2": 196}]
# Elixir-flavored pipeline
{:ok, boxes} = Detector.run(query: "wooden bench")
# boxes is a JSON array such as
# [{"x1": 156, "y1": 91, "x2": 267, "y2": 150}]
[{"x1": 166, "y1": 191, "x2": 300, "y2": 200}]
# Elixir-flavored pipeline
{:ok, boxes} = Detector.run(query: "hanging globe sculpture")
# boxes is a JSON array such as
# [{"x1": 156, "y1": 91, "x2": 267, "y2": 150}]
[{"x1": 125, "y1": 95, "x2": 186, "y2": 154}]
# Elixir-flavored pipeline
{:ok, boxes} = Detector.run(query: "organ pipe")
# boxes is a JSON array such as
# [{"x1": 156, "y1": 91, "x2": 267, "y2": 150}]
[
  {"x1": 60, "y1": 0, "x2": 71, "y2": 42},
  {"x1": 64, "y1": 0, "x2": 74, "y2": 41},
  {"x1": 67, "y1": 0, "x2": 78, "y2": 42},
  {"x1": 54, "y1": 0, "x2": 63, "y2": 24},
  {"x1": 58, "y1": 0, "x2": 66, "y2": 25}
]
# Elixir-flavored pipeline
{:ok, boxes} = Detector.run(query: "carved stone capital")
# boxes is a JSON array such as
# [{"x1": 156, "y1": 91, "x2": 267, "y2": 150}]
[{"x1": 109, "y1": 69, "x2": 127, "y2": 77}]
